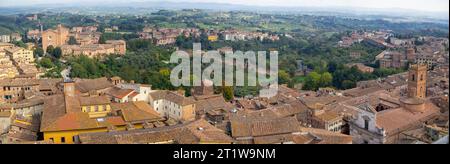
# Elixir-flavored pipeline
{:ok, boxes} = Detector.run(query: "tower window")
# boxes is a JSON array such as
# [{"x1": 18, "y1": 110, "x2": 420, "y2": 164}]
[
  {"x1": 412, "y1": 74, "x2": 415, "y2": 81},
  {"x1": 364, "y1": 120, "x2": 369, "y2": 130}
]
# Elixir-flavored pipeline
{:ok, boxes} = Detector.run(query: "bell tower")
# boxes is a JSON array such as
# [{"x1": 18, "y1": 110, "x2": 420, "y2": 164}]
[{"x1": 408, "y1": 64, "x2": 427, "y2": 99}]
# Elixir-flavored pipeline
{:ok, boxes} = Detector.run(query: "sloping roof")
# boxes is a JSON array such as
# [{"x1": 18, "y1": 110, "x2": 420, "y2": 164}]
[
  {"x1": 0, "y1": 78, "x2": 40, "y2": 87},
  {"x1": 0, "y1": 111, "x2": 11, "y2": 117},
  {"x1": 106, "y1": 87, "x2": 135, "y2": 99},
  {"x1": 230, "y1": 100, "x2": 308, "y2": 122},
  {"x1": 111, "y1": 102, "x2": 162, "y2": 123},
  {"x1": 149, "y1": 90, "x2": 195, "y2": 106},
  {"x1": 4, "y1": 47, "x2": 24, "y2": 53},
  {"x1": 78, "y1": 96, "x2": 110, "y2": 106},
  {"x1": 376, "y1": 102, "x2": 440, "y2": 135},
  {"x1": 194, "y1": 96, "x2": 233, "y2": 114},
  {"x1": 40, "y1": 95, "x2": 125, "y2": 132},
  {"x1": 299, "y1": 128, "x2": 353, "y2": 144},
  {"x1": 230, "y1": 117, "x2": 301, "y2": 138},
  {"x1": 75, "y1": 77, "x2": 114, "y2": 93},
  {"x1": 315, "y1": 111, "x2": 342, "y2": 122},
  {"x1": 78, "y1": 119, "x2": 233, "y2": 144}
]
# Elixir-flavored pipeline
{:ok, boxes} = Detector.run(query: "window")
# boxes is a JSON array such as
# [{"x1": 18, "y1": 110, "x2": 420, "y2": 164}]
[
  {"x1": 364, "y1": 119, "x2": 369, "y2": 130},
  {"x1": 412, "y1": 74, "x2": 415, "y2": 81},
  {"x1": 420, "y1": 74, "x2": 424, "y2": 81},
  {"x1": 61, "y1": 137, "x2": 65, "y2": 143}
]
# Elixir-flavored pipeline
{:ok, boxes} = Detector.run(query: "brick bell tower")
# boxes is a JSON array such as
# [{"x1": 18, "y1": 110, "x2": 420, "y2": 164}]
[{"x1": 408, "y1": 64, "x2": 427, "y2": 99}]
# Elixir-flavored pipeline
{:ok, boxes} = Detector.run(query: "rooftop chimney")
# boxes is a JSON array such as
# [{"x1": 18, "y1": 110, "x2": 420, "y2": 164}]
[{"x1": 64, "y1": 81, "x2": 75, "y2": 97}]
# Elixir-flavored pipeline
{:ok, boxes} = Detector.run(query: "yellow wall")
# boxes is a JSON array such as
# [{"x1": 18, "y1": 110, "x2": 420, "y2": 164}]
[
  {"x1": 208, "y1": 36, "x2": 218, "y2": 42},
  {"x1": 44, "y1": 128, "x2": 110, "y2": 144},
  {"x1": 82, "y1": 104, "x2": 111, "y2": 118},
  {"x1": 181, "y1": 104, "x2": 196, "y2": 121},
  {"x1": 43, "y1": 123, "x2": 147, "y2": 144}
]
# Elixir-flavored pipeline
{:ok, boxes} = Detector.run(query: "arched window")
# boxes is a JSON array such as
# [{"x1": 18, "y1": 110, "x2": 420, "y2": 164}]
[{"x1": 364, "y1": 119, "x2": 369, "y2": 130}]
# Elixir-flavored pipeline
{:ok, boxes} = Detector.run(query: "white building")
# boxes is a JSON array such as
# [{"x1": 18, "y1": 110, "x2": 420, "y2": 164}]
[
  {"x1": 0, "y1": 35, "x2": 11, "y2": 43},
  {"x1": 149, "y1": 90, "x2": 196, "y2": 122},
  {"x1": 116, "y1": 83, "x2": 153, "y2": 102}
]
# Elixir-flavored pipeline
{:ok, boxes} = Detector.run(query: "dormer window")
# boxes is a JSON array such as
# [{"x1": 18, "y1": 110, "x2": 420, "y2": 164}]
[{"x1": 364, "y1": 119, "x2": 369, "y2": 130}]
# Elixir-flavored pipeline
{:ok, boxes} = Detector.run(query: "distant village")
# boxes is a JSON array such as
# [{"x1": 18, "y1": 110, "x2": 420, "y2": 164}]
[{"x1": 0, "y1": 14, "x2": 448, "y2": 144}]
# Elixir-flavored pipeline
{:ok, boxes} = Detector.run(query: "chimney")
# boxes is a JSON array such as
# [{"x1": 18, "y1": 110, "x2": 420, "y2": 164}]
[{"x1": 64, "y1": 81, "x2": 75, "y2": 97}]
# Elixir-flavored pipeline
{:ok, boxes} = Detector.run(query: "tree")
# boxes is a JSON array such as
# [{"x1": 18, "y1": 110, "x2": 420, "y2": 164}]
[
  {"x1": 68, "y1": 36, "x2": 77, "y2": 45},
  {"x1": 52, "y1": 47, "x2": 62, "y2": 59},
  {"x1": 319, "y1": 72, "x2": 333, "y2": 87},
  {"x1": 223, "y1": 86, "x2": 234, "y2": 101},
  {"x1": 12, "y1": 41, "x2": 27, "y2": 48},
  {"x1": 99, "y1": 34, "x2": 106, "y2": 44},
  {"x1": 342, "y1": 80, "x2": 356, "y2": 89},
  {"x1": 303, "y1": 71, "x2": 333, "y2": 91},
  {"x1": 278, "y1": 70, "x2": 292, "y2": 85},
  {"x1": 34, "y1": 47, "x2": 44, "y2": 57},
  {"x1": 46, "y1": 45, "x2": 54, "y2": 55},
  {"x1": 71, "y1": 63, "x2": 89, "y2": 78},
  {"x1": 328, "y1": 61, "x2": 338, "y2": 73},
  {"x1": 38, "y1": 57, "x2": 55, "y2": 68},
  {"x1": 303, "y1": 71, "x2": 321, "y2": 90}
]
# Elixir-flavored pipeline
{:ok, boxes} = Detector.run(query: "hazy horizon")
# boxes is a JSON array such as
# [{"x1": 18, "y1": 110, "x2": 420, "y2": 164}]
[{"x1": 1, "y1": 0, "x2": 449, "y2": 13}]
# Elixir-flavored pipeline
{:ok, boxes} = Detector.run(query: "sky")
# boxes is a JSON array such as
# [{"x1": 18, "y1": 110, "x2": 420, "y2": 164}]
[{"x1": 0, "y1": 0, "x2": 449, "y2": 12}]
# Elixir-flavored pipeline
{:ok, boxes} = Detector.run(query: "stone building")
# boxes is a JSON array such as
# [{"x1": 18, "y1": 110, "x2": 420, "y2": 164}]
[
  {"x1": 42, "y1": 24, "x2": 69, "y2": 51},
  {"x1": 408, "y1": 64, "x2": 427, "y2": 99},
  {"x1": 4, "y1": 47, "x2": 34, "y2": 64},
  {"x1": 349, "y1": 65, "x2": 440, "y2": 144},
  {"x1": 379, "y1": 51, "x2": 408, "y2": 69},
  {"x1": 60, "y1": 40, "x2": 126, "y2": 58},
  {"x1": 149, "y1": 90, "x2": 196, "y2": 122}
]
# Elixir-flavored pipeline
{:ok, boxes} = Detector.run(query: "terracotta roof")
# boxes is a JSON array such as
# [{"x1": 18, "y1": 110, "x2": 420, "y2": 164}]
[
  {"x1": 40, "y1": 95, "x2": 126, "y2": 132},
  {"x1": 106, "y1": 87, "x2": 135, "y2": 99},
  {"x1": 253, "y1": 133, "x2": 298, "y2": 144},
  {"x1": 0, "y1": 96, "x2": 44, "y2": 109},
  {"x1": 149, "y1": 90, "x2": 195, "y2": 106},
  {"x1": 376, "y1": 102, "x2": 440, "y2": 135},
  {"x1": 230, "y1": 116, "x2": 301, "y2": 138},
  {"x1": 246, "y1": 125, "x2": 353, "y2": 144},
  {"x1": 78, "y1": 119, "x2": 233, "y2": 144},
  {"x1": 128, "y1": 92, "x2": 139, "y2": 98},
  {"x1": 0, "y1": 78, "x2": 40, "y2": 87},
  {"x1": 195, "y1": 96, "x2": 233, "y2": 114},
  {"x1": 79, "y1": 96, "x2": 110, "y2": 106},
  {"x1": 299, "y1": 128, "x2": 353, "y2": 144},
  {"x1": 4, "y1": 47, "x2": 24, "y2": 53},
  {"x1": 277, "y1": 85, "x2": 302, "y2": 98},
  {"x1": 75, "y1": 77, "x2": 114, "y2": 93},
  {"x1": 315, "y1": 111, "x2": 342, "y2": 122},
  {"x1": 236, "y1": 99, "x2": 258, "y2": 110},
  {"x1": 111, "y1": 102, "x2": 162, "y2": 123},
  {"x1": 38, "y1": 79, "x2": 62, "y2": 92},
  {"x1": 0, "y1": 111, "x2": 11, "y2": 117},
  {"x1": 343, "y1": 86, "x2": 385, "y2": 98},
  {"x1": 301, "y1": 95, "x2": 349, "y2": 108},
  {"x1": 231, "y1": 100, "x2": 308, "y2": 121}
]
